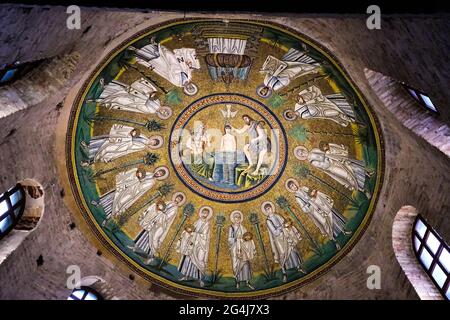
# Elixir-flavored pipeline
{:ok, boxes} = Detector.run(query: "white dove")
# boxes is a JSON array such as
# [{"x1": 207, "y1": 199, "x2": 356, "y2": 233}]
[{"x1": 220, "y1": 104, "x2": 238, "y2": 119}]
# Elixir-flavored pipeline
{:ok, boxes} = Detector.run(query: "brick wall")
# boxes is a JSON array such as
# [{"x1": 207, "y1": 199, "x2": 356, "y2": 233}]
[
  {"x1": 392, "y1": 206, "x2": 443, "y2": 300},
  {"x1": 365, "y1": 68, "x2": 450, "y2": 157},
  {"x1": 0, "y1": 5, "x2": 448, "y2": 299}
]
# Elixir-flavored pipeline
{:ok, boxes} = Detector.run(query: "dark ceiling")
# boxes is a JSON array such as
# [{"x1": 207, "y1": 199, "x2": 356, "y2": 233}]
[{"x1": 4, "y1": 0, "x2": 450, "y2": 14}]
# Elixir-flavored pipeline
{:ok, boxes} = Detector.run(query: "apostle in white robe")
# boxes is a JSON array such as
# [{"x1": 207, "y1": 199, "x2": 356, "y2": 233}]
[
  {"x1": 294, "y1": 143, "x2": 373, "y2": 193},
  {"x1": 283, "y1": 85, "x2": 355, "y2": 127},
  {"x1": 286, "y1": 178, "x2": 351, "y2": 250},
  {"x1": 93, "y1": 166, "x2": 169, "y2": 225},
  {"x1": 129, "y1": 40, "x2": 200, "y2": 96},
  {"x1": 130, "y1": 192, "x2": 186, "y2": 264},
  {"x1": 80, "y1": 124, "x2": 163, "y2": 165},
  {"x1": 257, "y1": 48, "x2": 321, "y2": 97},
  {"x1": 176, "y1": 206, "x2": 213, "y2": 287},
  {"x1": 261, "y1": 201, "x2": 305, "y2": 283},
  {"x1": 95, "y1": 77, "x2": 172, "y2": 119},
  {"x1": 228, "y1": 210, "x2": 256, "y2": 289}
]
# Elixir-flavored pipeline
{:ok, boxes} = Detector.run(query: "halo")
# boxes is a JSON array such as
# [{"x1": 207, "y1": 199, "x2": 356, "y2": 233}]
[
  {"x1": 183, "y1": 83, "x2": 198, "y2": 96},
  {"x1": 283, "y1": 109, "x2": 298, "y2": 121},
  {"x1": 230, "y1": 210, "x2": 244, "y2": 222},
  {"x1": 285, "y1": 178, "x2": 300, "y2": 192},
  {"x1": 157, "y1": 106, "x2": 173, "y2": 120},
  {"x1": 172, "y1": 191, "x2": 186, "y2": 206},
  {"x1": 256, "y1": 84, "x2": 272, "y2": 99},
  {"x1": 154, "y1": 166, "x2": 169, "y2": 180},
  {"x1": 198, "y1": 205, "x2": 213, "y2": 220},
  {"x1": 148, "y1": 135, "x2": 164, "y2": 149},
  {"x1": 293, "y1": 145, "x2": 309, "y2": 161},
  {"x1": 261, "y1": 201, "x2": 275, "y2": 215}
]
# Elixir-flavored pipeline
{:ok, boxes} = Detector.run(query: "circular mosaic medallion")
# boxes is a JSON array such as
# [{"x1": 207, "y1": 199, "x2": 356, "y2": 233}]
[
  {"x1": 169, "y1": 93, "x2": 288, "y2": 203},
  {"x1": 66, "y1": 19, "x2": 384, "y2": 298}
]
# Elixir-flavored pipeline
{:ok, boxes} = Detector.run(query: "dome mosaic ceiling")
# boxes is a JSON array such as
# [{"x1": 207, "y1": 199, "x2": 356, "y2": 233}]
[{"x1": 66, "y1": 19, "x2": 384, "y2": 298}]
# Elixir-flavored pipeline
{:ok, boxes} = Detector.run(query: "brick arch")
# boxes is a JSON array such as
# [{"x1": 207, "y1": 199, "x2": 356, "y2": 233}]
[
  {"x1": 0, "y1": 179, "x2": 45, "y2": 266},
  {"x1": 0, "y1": 54, "x2": 80, "y2": 119},
  {"x1": 16, "y1": 179, "x2": 44, "y2": 231},
  {"x1": 392, "y1": 206, "x2": 443, "y2": 300},
  {"x1": 364, "y1": 68, "x2": 450, "y2": 157},
  {"x1": 74, "y1": 275, "x2": 121, "y2": 300}
]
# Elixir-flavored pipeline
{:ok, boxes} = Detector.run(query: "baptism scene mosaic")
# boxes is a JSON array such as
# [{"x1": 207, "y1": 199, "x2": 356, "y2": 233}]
[{"x1": 66, "y1": 19, "x2": 383, "y2": 298}]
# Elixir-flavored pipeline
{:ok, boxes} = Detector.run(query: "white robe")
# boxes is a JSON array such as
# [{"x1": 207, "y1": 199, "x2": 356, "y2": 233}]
[
  {"x1": 94, "y1": 124, "x2": 149, "y2": 163},
  {"x1": 308, "y1": 143, "x2": 367, "y2": 192},
  {"x1": 97, "y1": 78, "x2": 162, "y2": 114},
  {"x1": 294, "y1": 85, "x2": 355, "y2": 127},
  {"x1": 228, "y1": 224, "x2": 256, "y2": 279},
  {"x1": 294, "y1": 189, "x2": 332, "y2": 238},
  {"x1": 137, "y1": 201, "x2": 178, "y2": 257},
  {"x1": 266, "y1": 213, "x2": 302, "y2": 269},
  {"x1": 111, "y1": 168, "x2": 155, "y2": 218},
  {"x1": 176, "y1": 219, "x2": 211, "y2": 276},
  {"x1": 261, "y1": 48, "x2": 321, "y2": 91},
  {"x1": 135, "y1": 43, "x2": 200, "y2": 87}
]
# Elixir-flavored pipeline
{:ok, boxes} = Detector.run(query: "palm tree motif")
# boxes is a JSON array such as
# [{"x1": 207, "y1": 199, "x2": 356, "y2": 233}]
[
  {"x1": 87, "y1": 153, "x2": 160, "y2": 181},
  {"x1": 117, "y1": 183, "x2": 175, "y2": 226},
  {"x1": 211, "y1": 214, "x2": 226, "y2": 284},
  {"x1": 84, "y1": 112, "x2": 165, "y2": 132},
  {"x1": 294, "y1": 165, "x2": 358, "y2": 205},
  {"x1": 249, "y1": 212, "x2": 276, "y2": 281},
  {"x1": 275, "y1": 196, "x2": 322, "y2": 256},
  {"x1": 158, "y1": 202, "x2": 195, "y2": 269}
]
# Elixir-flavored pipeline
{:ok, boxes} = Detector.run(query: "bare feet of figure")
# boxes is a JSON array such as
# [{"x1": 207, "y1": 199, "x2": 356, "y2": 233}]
[
  {"x1": 335, "y1": 241, "x2": 341, "y2": 251},
  {"x1": 80, "y1": 161, "x2": 90, "y2": 167},
  {"x1": 343, "y1": 230, "x2": 352, "y2": 236},
  {"x1": 297, "y1": 266, "x2": 306, "y2": 274}
]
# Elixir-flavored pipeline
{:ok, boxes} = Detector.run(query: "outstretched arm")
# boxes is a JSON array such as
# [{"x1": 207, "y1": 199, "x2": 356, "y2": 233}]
[{"x1": 232, "y1": 124, "x2": 249, "y2": 135}]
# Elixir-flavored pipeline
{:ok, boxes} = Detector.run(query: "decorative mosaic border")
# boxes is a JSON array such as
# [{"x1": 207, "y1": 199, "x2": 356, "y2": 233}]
[{"x1": 65, "y1": 18, "x2": 385, "y2": 299}]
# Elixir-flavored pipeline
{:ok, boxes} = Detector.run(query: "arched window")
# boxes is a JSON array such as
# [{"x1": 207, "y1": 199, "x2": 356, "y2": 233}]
[
  {"x1": 0, "y1": 60, "x2": 45, "y2": 86},
  {"x1": 0, "y1": 184, "x2": 26, "y2": 240},
  {"x1": 413, "y1": 215, "x2": 450, "y2": 300},
  {"x1": 67, "y1": 287, "x2": 103, "y2": 300},
  {"x1": 402, "y1": 82, "x2": 439, "y2": 114},
  {"x1": 68, "y1": 275, "x2": 119, "y2": 300},
  {"x1": 364, "y1": 68, "x2": 449, "y2": 158}
]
